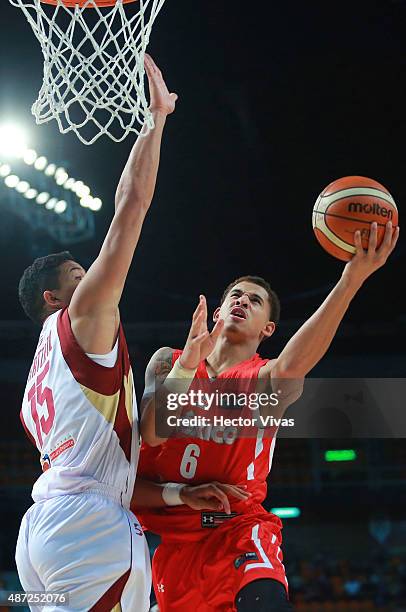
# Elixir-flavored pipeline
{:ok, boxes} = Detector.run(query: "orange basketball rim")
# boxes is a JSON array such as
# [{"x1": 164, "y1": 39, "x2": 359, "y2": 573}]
[{"x1": 40, "y1": 0, "x2": 137, "y2": 7}]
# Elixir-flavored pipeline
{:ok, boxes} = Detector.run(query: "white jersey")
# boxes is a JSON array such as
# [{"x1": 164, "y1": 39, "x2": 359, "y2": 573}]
[{"x1": 20, "y1": 307, "x2": 139, "y2": 509}]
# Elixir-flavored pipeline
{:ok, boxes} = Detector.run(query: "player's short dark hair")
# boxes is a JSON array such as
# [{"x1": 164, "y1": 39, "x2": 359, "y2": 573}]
[
  {"x1": 221, "y1": 275, "x2": 281, "y2": 324},
  {"x1": 18, "y1": 251, "x2": 74, "y2": 324}
]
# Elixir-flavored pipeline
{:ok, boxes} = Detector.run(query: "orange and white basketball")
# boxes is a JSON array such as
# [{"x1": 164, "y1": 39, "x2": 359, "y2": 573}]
[{"x1": 312, "y1": 176, "x2": 399, "y2": 261}]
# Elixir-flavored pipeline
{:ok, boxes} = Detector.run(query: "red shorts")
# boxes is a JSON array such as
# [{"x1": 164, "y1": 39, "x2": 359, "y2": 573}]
[{"x1": 152, "y1": 510, "x2": 288, "y2": 612}]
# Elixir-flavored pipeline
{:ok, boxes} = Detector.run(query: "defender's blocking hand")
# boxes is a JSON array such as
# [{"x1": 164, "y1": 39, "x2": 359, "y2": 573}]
[{"x1": 145, "y1": 54, "x2": 178, "y2": 115}]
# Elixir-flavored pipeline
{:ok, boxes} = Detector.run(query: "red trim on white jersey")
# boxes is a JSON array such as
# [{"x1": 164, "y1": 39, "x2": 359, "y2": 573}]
[
  {"x1": 57, "y1": 309, "x2": 133, "y2": 462},
  {"x1": 57, "y1": 308, "x2": 125, "y2": 395},
  {"x1": 89, "y1": 567, "x2": 131, "y2": 611}
]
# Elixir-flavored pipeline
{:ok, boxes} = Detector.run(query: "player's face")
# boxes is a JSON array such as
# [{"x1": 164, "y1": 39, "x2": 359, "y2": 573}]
[
  {"x1": 214, "y1": 281, "x2": 275, "y2": 343},
  {"x1": 54, "y1": 260, "x2": 86, "y2": 306}
]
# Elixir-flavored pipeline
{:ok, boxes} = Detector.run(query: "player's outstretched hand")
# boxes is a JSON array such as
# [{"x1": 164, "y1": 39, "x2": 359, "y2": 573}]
[
  {"x1": 145, "y1": 54, "x2": 178, "y2": 115},
  {"x1": 342, "y1": 221, "x2": 400, "y2": 288},
  {"x1": 180, "y1": 482, "x2": 251, "y2": 515},
  {"x1": 180, "y1": 295, "x2": 224, "y2": 370}
]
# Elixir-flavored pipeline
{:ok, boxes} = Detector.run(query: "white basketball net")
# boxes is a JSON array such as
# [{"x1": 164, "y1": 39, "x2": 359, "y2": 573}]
[{"x1": 9, "y1": 0, "x2": 166, "y2": 144}]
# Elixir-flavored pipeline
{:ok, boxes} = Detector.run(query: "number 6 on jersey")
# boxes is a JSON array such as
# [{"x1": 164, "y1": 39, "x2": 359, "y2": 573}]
[{"x1": 180, "y1": 443, "x2": 201, "y2": 479}]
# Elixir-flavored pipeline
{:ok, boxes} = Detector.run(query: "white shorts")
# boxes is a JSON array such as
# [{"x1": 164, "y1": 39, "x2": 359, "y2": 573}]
[{"x1": 15, "y1": 491, "x2": 151, "y2": 612}]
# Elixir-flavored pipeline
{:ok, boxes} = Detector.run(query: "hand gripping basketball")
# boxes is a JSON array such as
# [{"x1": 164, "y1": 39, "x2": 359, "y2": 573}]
[
  {"x1": 180, "y1": 296, "x2": 224, "y2": 370},
  {"x1": 342, "y1": 221, "x2": 400, "y2": 288}
]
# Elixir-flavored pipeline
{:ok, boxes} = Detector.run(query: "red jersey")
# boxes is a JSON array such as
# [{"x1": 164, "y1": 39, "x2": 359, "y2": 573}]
[{"x1": 137, "y1": 350, "x2": 279, "y2": 541}]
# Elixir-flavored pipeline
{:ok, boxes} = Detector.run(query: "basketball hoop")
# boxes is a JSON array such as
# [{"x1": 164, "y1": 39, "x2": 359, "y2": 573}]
[{"x1": 9, "y1": 0, "x2": 167, "y2": 144}]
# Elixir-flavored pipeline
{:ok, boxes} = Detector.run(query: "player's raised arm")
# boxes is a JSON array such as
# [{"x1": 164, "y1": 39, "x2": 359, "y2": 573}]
[
  {"x1": 140, "y1": 296, "x2": 224, "y2": 446},
  {"x1": 68, "y1": 55, "x2": 178, "y2": 354},
  {"x1": 270, "y1": 221, "x2": 399, "y2": 382}
]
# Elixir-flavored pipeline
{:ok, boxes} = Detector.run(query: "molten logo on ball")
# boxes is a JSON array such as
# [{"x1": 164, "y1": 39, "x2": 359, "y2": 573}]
[
  {"x1": 348, "y1": 202, "x2": 393, "y2": 219},
  {"x1": 312, "y1": 175, "x2": 399, "y2": 261}
]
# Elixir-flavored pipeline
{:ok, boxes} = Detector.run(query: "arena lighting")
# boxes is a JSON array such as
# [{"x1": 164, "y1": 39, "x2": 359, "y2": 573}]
[
  {"x1": 0, "y1": 120, "x2": 100, "y2": 243},
  {"x1": 1, "y1": 157, "x2": 102, "y2": 215},
  {"x1": 324, "y1": 449, "x2": 357, "y2": 462},
  {"x1": 54, "y1": 200, "x2": 67, "y2": 214},
  {"x1": 78, "y1": 184, "x2": 90, "y2": 198},
  {"x1": 271, "y1": 507, "x2": 301, "y2": 519},
  {"x1": 0, "y1": 163, "x2": 11, "y2": 177},
  {"x1": 16, "y1": 180, "x2": 30, "y2": 194},
  {"x1": 55, "y1": 167, "x2": 69, "y2": 185},
  {"x1": 45, "y1": 197, "x2": 57, "y2": 210},
  {"x1": 1, "y1": 155, "x2": 95, "y2": 244},
  {"x1": 74, "y1": 181, "x2": 91, "y2": 198},
  {"x1": 23, "y1": 149, "x2": 38, "y2": 165},
  {"x1": 2, "y1": 161, "x2": 65, "y2": 212},
  {"x1": 24, "y1": 188, "x2": 38, "y2": 200},
  {"x1": 89, "y1": 197, "x2": 102, "y2": 211},
  {"x1": 80, "y1": 194, "x2": 103, "y2": 210},
  {"x1": 4, "y1": 174, "x2": 20, "y2": 188},
  {"x1": 44, "y1": 163, "x2": 56, "y2": 176},
  {"x1": 0, "y1": 123, "x2": 28, "y2": 158},
  {"x1": 80, "y1": 195, "x2": 92, "y2": 208},
  {"x1": 36, "y1": 192, "x2": 50, "y2": 205},
  {"x1": 34, "y1": 156, "x2": 48, "y2": 171},
  {"x1": 63, "y1": 178, "x2": 76, "y2": 190},
  {"x1": 0, "y1": 124, "x2": 102, "y2": 209}
]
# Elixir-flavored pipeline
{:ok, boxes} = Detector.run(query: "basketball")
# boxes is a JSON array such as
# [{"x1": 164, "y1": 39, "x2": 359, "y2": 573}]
[{"x1": 312, "y1": 176, "x2": 399, "y2": 261}]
